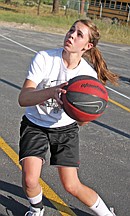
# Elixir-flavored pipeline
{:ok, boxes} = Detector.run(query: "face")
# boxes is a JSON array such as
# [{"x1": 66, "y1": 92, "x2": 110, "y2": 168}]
[{"x1": 64, "y1": 21, "x2": 93, "y2": 54}]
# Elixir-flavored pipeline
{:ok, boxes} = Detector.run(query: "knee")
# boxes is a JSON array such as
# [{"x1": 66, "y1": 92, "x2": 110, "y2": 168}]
[
  {"x1": 22, "y1": 174, "x2": 39, "y2": 190},
  {"x1": 63, "y1": 182, "x2": 79, "y2": 197}
]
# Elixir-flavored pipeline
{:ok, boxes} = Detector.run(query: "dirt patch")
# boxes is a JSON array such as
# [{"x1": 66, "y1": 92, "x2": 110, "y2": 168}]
[{"x1": 0, "y1": 21, "x2": 65, "y2": 35}]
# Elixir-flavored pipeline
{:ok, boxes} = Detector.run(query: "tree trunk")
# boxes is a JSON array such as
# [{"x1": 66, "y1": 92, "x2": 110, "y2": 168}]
[
  {"x1": 52, "y1": 0, "x2": 59, "y2": 14},
  {"x1": 5, "y1": 0, "x2": 11, "y2": 4},
  {"x1": 80, "y1": 0, "x2": 85, "y2": 15},
  {"x1": 37, "y1": 0, "x2": 41, "y2": 15}
]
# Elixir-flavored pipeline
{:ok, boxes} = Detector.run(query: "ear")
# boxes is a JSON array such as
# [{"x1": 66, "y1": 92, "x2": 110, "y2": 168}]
[{"x1": 85, "y1": 42, "x2": 93, "y2": 51}]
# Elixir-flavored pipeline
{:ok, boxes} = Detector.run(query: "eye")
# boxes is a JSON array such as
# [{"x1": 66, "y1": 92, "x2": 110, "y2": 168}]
[
  {"x1": 69, "y1": 27, "x2": 75, "y2": 33},
  {"x1": 77, "y1": 31, "x2": 83, "y2": 38},
  {"x1": 78, "y1": 33, "x2": 82, "y2": 37}
]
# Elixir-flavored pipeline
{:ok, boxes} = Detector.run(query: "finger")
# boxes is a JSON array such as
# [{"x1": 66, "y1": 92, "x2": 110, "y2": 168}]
[{"x1": 60, "y1": 82, "x2": 68, "y2": 88}]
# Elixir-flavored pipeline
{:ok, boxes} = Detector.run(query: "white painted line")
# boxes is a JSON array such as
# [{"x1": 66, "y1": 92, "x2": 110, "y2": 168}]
[
  {"x1": 0, "y1": 33, "x2": 37, "y2": 53},
  {"x1": 106, "y1": 86, "x2": 130, "y2": 100},
  {"x1": 0, "y1": 33, "x2": 130, "y2": 102}
]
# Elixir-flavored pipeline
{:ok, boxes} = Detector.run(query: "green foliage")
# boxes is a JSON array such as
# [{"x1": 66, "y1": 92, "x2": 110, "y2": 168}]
[
  {"x1": 60, "y1": 0, "x2": 67, "y2": 5},
  {"x1": 24, "y1": 0, "x2": 35, "y2": 6},
  {"x1": 0, "y1": 2, "x2": 129, "y2": 45},
  {"x1": 43, "y1": 0, "x2": 53, "y2": 5}
]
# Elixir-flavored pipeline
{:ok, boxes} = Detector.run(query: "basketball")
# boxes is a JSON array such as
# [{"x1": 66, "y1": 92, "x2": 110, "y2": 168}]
[{"x1": 61, "y1": 75, "x2": 108, "y2": 122}]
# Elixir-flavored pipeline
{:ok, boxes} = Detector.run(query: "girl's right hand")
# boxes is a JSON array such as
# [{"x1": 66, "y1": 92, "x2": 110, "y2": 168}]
[{"x1": 53, "y1": 82, "x2": 68, "y2": 108}]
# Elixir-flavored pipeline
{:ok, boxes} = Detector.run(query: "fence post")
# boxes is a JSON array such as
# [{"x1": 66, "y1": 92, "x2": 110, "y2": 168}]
[
  {"x1": 100, "y1": 2, "x2": 102, "y2": 19},
  {"x1": 127, "y1": 5, "x2": 130, "y2": 23}
]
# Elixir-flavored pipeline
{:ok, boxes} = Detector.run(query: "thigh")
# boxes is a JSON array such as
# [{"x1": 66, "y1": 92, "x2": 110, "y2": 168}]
[
  {"x1": 58, "y1": 167, "x2": 81, "y2": 196},
  {"x1": 19, "y1": 116, "x2": 49, "y2": 162},
  {"x1": 48, "y1": 122, "x2": 80, "y2": 167},
  {"x1": 58, "y1": 166, "x2": 80, "y2": 185}
]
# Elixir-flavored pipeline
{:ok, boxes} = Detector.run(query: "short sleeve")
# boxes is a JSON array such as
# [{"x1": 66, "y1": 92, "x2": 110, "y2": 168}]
[{"x1": 26, "y1": 51, "x2": 46, "y2": 85}]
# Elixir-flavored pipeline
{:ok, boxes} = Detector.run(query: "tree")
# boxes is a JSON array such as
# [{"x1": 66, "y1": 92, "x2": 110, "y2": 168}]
[
  {"x1": 37, "y1": 0, "x2": 42, "y2": 15},
  {"x1": 5, "y1": 0, "x2": 11, "y2": 4},
  {"x1": 80, "y1": 0, "x2": 85, "y2": 15},
  {"x1": 52, "y1": 0, "x2": 59, "y2": 14}
]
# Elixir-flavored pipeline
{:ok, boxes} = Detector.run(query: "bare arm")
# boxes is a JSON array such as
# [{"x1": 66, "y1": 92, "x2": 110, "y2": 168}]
[{"x1": 18, "y1": 79, "x2": 68, "y2": 107}]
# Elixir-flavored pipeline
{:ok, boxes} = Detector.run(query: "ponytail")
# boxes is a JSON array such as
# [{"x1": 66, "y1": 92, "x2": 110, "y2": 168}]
[
  {"x1": 83, "y1": 47, "x2": 119, "y2": 85},
  {"x1": 77, "y1": 19, "x2": 119, "y2": 86}
]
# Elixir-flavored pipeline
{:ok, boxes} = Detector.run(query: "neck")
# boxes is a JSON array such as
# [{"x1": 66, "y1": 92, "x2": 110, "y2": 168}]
[{"x1": 62, "y1": 50, "x2": 81, "y2": 69}]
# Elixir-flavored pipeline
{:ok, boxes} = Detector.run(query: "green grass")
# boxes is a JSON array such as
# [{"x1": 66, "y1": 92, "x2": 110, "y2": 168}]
[
  {"x1": 0, "y1": 3, "x2": 130, "y2": 45},
  {"x1": 93, "y1": 19, "x2": 130, "y2": 45}
]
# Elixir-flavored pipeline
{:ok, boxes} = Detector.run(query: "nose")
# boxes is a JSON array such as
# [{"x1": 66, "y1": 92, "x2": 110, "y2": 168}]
[
  {"x1": 70, "y1": 34, "x2": 74, "y2": 39},
  {"x1": 69, "y1": 31, "x2": 76, "y2": 39}
]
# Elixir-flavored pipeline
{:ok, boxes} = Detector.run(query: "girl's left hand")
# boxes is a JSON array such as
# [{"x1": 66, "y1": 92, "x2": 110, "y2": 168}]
[{"x1": 77, "y1": 121, "x2": 89, "y2": 126}]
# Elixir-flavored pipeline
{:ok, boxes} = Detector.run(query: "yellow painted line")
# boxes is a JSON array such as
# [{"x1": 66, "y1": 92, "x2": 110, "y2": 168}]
[
  {"x1": 0, "y1": 137, "x2": 22, "y2": 170},
  {"x1": 109, "y1": 98, "x2": 130, "y2": 112},
  {"x1": 0, "y1": 137, "x2": 77, "y2": 216}
]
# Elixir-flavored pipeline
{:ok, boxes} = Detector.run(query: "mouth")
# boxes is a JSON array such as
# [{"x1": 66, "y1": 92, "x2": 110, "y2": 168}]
[{"x1": 65, "y1": 39, "x2": 72, "y2": 46}]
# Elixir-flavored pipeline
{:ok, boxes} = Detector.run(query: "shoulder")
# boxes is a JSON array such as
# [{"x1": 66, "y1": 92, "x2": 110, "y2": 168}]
[
  {"x1": 81, "y1": 57, "x2": 93, "y2": 68},
  {"x1": 31, "y1": 48, "x2": 63, "y2": 66},
  {"x1": 80, "y1": 58, "x2": 97, "y2": 79},
  {"x1": 38, "y1": 47, "x2": 63, "y2": 59}
]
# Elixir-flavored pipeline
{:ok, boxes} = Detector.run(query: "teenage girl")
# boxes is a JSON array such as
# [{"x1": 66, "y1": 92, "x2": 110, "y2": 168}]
[{"x1": 18, "y1": 19, "x2": 118, "y2": 216}]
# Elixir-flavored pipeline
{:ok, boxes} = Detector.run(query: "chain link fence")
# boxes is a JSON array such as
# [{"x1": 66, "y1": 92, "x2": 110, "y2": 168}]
[{"x1": 60, "y1": 0, "x2": 89, "y2": 17}]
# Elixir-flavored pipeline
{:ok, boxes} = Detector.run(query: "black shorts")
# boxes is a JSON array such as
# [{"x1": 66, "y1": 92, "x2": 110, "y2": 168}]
[{"x1": 19, "y1": 116, "x2": 80, "y2": 167}]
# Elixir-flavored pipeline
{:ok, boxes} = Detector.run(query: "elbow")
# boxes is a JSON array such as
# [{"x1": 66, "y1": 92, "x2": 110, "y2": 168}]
[
  {"x1": 18, "y1": 94, "x2": 26, "y2": 107},
  {"x1": 18, "y1": 99, "x2": 24, "y2": 107}
]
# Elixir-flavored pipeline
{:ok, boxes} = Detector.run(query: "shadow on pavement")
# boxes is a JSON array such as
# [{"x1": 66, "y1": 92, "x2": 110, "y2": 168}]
[{"x1": 0, "y1": 180, "x2": 94, "y2": 216}]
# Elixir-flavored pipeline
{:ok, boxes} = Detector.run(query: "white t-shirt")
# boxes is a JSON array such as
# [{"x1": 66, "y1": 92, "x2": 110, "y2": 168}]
[{"x1": 25, "y1": 48, "x2": 97, "y2": 128}]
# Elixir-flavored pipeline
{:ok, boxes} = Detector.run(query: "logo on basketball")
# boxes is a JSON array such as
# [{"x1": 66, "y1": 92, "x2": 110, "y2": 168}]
[{"x1": 73, "y1": 101, "x2": 104, "y2": 112}]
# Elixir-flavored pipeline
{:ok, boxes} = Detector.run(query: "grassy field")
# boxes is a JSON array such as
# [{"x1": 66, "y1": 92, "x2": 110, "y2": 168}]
[{"x1": 0, "y1": 2, "x2": 130, "y2": 45}]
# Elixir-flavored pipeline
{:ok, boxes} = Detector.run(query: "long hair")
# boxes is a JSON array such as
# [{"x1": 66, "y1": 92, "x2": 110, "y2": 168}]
[{"x1": 75, "y1": 19, "x2": 119, "y2": 85}]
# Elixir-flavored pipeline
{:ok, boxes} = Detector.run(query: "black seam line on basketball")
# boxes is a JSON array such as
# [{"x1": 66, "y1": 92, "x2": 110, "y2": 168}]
[
  {"x1": 68, "y1": 75, "x2": 97, "y2": 84},
  {"x1": 72, "y1": 101, "x2": 104, "y2": 112}
]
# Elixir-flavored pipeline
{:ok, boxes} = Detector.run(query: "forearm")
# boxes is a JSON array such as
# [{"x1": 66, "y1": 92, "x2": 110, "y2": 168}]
[{"x1": 18, "y1": 87, "x2": 54, "y2": 107}]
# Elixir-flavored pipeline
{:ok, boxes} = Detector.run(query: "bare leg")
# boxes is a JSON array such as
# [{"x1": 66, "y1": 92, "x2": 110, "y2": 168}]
[
  {"x1": 58, "y1": 167, "x2": 115, "y2": 216},
  {"x1": 22, "y1": 156, "x2": 43, "y2": 197},
  {"x1": 58, "y1": 166, "x2": 98, "y2": 207}
]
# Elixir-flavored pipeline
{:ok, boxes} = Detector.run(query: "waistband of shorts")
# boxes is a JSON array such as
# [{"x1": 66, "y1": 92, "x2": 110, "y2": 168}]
[{"x1": 22, "y1": 115, "x2": 78, "y2": 131}]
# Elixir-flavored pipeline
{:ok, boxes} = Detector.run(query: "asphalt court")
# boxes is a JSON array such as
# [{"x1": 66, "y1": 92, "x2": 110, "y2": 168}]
[{"x1": 0, "y1": 26, "x2": 130, "y2": 216}]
